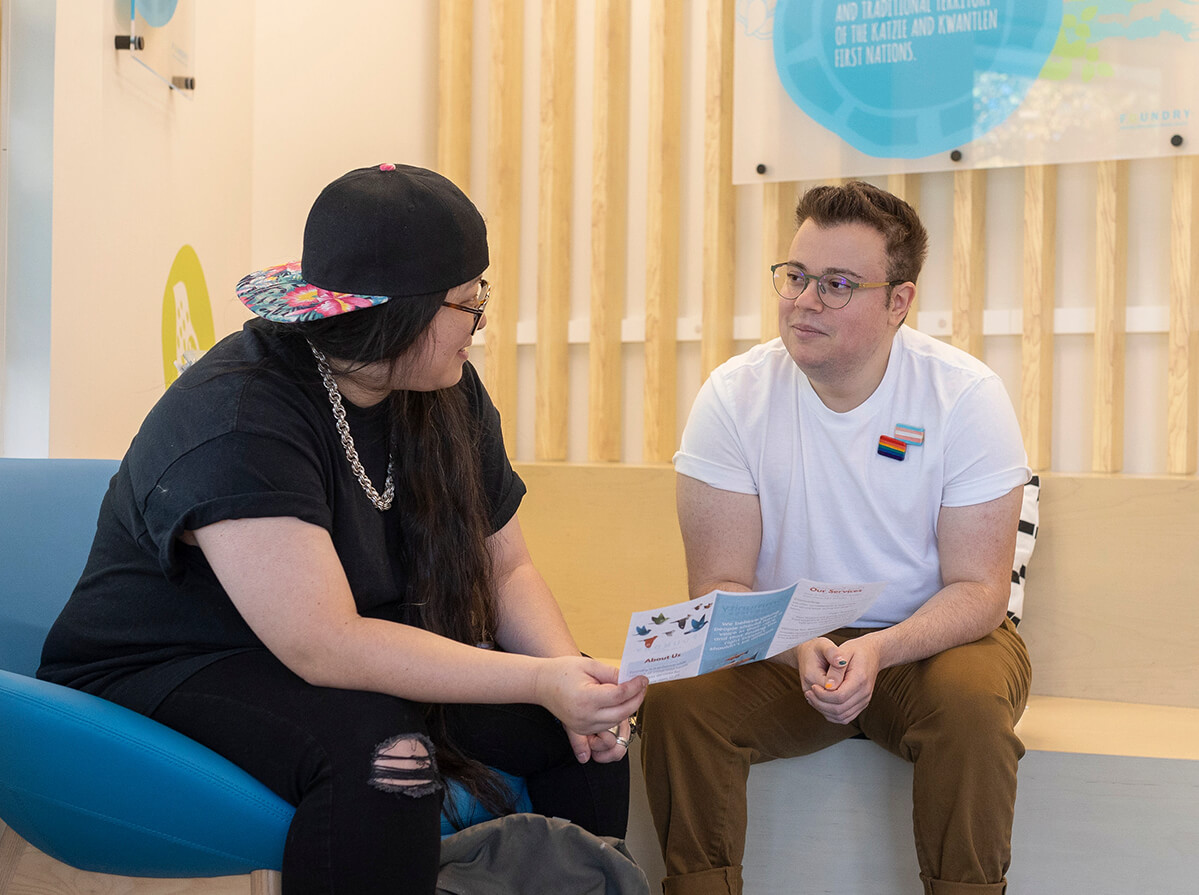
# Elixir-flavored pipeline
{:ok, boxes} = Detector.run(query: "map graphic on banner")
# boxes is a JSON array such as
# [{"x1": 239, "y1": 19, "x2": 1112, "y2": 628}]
[{"x1": 733, "y1": 0, "x2": 1199, "y2": 181}]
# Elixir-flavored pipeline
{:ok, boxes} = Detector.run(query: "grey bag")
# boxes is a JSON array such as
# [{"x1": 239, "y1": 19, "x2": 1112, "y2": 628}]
[{"x1": 437, "y1": 813, "x2": 651, "y2": 895}]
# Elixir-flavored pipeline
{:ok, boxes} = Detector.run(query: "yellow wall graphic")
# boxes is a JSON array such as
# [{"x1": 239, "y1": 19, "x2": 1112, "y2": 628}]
[{"x1": 161, "y1": 244, "x2": 214, "y2": 387}]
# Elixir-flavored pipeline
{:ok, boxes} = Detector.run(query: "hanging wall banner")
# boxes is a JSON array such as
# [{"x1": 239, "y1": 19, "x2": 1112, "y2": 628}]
[{"x1": 733, "y1": 0, "x2": 1198, "y2": 182}]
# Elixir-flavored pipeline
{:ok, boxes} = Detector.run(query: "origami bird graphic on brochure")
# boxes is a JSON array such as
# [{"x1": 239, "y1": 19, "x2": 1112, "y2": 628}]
[{"x1": 618, "y1": 580, "x2": 885, "y2": 684}]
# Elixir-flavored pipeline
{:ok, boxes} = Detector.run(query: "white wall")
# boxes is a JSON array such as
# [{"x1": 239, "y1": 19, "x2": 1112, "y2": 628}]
[
  {"x1": 0, "y1": 0, "x2": 55, "y2": 457},
  {"x1": 247, "y1": 1, "x2": 440, "y2": 271},
  {"x1": 4, "y1": 0, "x2": 444, "y2": 460},
  {"x1": 45, "y1": 0, "x2": 255, "y2": 458}
]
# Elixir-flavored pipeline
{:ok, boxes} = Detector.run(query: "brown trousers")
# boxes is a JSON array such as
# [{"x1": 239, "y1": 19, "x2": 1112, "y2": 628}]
[{"x1": 639, "y1": 619, "x2": 1031, "y2": 895}]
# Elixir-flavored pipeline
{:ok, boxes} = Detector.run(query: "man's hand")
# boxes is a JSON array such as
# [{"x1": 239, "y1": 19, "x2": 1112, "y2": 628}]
[{"x1": 799, "y1": 636, "x2": 882, "y2": 725}]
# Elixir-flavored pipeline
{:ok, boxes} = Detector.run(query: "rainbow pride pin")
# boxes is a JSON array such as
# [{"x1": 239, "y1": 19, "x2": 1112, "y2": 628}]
[
  {"x1": 878, "y1": 435, "x2": 907, "y2": 461},
  {"x1": 894, "y1": 424, "x2": 925, "y2": 445}
]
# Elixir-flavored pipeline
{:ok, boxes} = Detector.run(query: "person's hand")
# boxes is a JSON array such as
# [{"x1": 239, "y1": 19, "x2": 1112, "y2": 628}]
[
  {"x1": 798, "y1": 637, "x2": 847, "y2": 690},
  {"x1": 534, "y1": 656, "x2": 647, "y2": 759},
  {"x1": 581, "y1": 715, "x2": 634, "y2": 764},
  {"x1": 798, "y1": 636, "x2": 881, "y2": 725}
]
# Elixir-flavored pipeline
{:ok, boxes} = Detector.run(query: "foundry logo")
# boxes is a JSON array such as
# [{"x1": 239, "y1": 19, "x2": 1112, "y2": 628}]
[{"x1": 1118, "y1": 108, "x2": 1191, "y2": 130}]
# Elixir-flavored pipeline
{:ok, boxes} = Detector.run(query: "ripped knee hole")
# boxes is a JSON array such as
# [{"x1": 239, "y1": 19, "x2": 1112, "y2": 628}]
[{"x1": 369, "y1": 733, "x2": 443, "y2": 797}]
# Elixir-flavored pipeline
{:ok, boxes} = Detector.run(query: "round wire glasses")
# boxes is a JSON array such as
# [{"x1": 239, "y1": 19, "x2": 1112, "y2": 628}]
[{"x1": 770, "y1": 263, "x2": 902, "y2": 310}]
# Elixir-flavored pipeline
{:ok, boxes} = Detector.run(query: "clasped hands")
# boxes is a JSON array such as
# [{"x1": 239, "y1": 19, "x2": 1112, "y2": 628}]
[
  {"x1": 583, "y1": 714, "x2": 637, "y2": 764},
  {"x1": 534, "y1": 655, "x2": 647, "y2": 764},
  {"x1": 797, "y1": 635, "x2": 882, "y2": 725}
]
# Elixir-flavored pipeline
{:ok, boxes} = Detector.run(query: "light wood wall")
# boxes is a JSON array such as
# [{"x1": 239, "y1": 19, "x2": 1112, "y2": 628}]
[
  {"x1": 438, "y1": 1, "x2": 1199, "y2": 477},
  {"x1": 515, "y1": 463, "x2": 1199, "y2": 710}
]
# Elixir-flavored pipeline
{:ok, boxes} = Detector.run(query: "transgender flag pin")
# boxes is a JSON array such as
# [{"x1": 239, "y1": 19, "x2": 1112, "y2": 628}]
[
  {"x1": 878, "y1": 435, "x2": 907, "y2": 461},
  {"x1": 894, "y1": 424, "x2": 925, "y2": 445}
]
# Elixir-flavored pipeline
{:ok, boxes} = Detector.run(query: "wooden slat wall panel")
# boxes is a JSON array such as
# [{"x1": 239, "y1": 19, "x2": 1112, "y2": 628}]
[
  {"x1": 1022, "y1": 165, "x2": 1057, "y2": 471},
  {"x1": 1092, "y1": 160, "x2": 1129, "y2": 473},
  {"x1": 761, "y1": 182, "x2": 797, "y2": 342},
  {"x1": 887, "y1": 174, "x2": 921, "y2": 329},
  {"x1": 436, "y1": 0, "x2": 473, "y2": 191},
  {"x1": 886, "y1": 173, "x2": 920, "y2": 213},
  {"x1": 643, "y1": 0, "x2": 684, "y2": 463},
  {"x1": 534, "y1": 0, "x2": 575, "y2": 461},
  {"x1": 484, "y1": 0, "x2": 523, "y2": 454},
  {"x1": 588, "y1": 0, "x2": 630, "y2": 462},
  {"x1": 952, "y1": 169, "x2": 986, "y2": 358},
  {"x1": 1167, "y1": 155, "x2": 1199, "y2": 475},
  {"x1": 456, "y1": 2, "x2": 1190, "y2": 476},
  {"x1": 700, "y1": 0, "x2": 735, "y2": 379}
]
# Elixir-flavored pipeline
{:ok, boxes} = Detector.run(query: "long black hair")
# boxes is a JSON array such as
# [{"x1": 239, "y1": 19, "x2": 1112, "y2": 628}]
[{"x1": 270, "y1": 294, "x2": 514, "y2": 824}]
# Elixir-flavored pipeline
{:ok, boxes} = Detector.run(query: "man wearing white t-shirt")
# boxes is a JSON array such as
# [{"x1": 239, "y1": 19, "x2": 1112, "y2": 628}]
[{"x1": 640, "y1": 182, "x2": 1032, "y2": 895}]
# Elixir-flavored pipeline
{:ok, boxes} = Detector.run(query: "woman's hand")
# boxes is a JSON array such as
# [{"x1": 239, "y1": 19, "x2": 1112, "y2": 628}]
[
  {"x1": 579, "y1": 715, "x2": 634, "y2": 764},
  {"x1": 534, "y1": 656, "x2": 647, "y2": 760}
]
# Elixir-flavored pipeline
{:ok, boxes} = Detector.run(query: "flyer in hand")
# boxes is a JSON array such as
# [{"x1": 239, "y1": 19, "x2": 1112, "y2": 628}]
[{"x1": 617, "y1": 580, "x2": 885, "y2": 684}]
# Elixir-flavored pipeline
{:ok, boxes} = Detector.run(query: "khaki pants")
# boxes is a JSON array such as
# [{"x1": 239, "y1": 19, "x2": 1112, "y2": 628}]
[{"x1": 639, "y1": 619, "x2": 1031, "y2": 895}]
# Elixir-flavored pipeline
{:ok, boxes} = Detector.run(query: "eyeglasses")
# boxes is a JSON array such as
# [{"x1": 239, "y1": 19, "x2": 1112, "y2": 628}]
[
  {"x1": 441, "y1": 279, "x2": 490, "y2": 334},
  {"x1": 770, "y1": 263, "x2": 902, "y2": 310}
]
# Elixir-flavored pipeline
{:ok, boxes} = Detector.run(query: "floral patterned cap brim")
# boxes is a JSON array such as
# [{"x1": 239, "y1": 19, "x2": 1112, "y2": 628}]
[{"x1": 235, "y1": 261, "x2": 391, "y2": 323}]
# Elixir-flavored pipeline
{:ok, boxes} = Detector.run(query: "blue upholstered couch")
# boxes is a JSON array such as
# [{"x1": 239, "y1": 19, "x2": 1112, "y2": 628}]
[{"x1": 0, "y1": 457, "x2": 528, "y2": 883}]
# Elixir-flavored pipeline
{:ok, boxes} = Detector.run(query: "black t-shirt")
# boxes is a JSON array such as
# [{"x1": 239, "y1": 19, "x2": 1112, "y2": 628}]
[{"x1": 38, "y1": 319, "x2": 525, "y2": 714}]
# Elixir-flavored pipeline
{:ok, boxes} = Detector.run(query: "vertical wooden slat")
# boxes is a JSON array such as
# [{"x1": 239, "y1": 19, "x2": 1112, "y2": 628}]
[
  {"x1": 588, "y1": 0, "x2": 630, "y2": 462},
  {"x1": 484, "y1": 0, "x2": 523, "y2": 455},
  {"x1": 534, "y1": 0, "x2": 576, "y2": 461},
  {"x1": 436, "y1": 0, "x2": 473, "y2": 191},
  {"x1": 952, "y1": 169, "x2": 986, "y2": 358},
  {"x1": 700, "y1": 0, "x2": 736, "y2": 378},
  {"x1": 643, "y1": 0, "x2": 683, "y2": 463},
  {"x1": 1092, "y1": 160, "x2": 1128, "y2": 473},
  {"x1": 887, "y1": 173, "x2": 922, "y2": 329},
  {"x1": 1022, "y1": 165, "x2": 1057, "y2": 471},
  {"x1": 761, "y1": 182, "x2": 797, "y2": 342},
  {"x1": 886, "y1": 173, "x2": 921, "y2": 214},
  {"x1": 1167, "y1": 155, "x2": 1199, "y2": 475}
]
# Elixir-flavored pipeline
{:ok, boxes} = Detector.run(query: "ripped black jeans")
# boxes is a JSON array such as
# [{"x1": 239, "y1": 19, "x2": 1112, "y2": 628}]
[{"x1": 151, "y1": 649, "x2": 630, "y2": 895}]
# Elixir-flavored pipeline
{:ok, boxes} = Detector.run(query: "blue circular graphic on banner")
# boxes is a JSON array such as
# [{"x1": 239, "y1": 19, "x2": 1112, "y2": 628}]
[
  {"x1": 773, "y1": 0, "x2": 1062, "y2": 158},
  {"x1": 135, "y1": 0, "x2": 179, "y2": 29}
]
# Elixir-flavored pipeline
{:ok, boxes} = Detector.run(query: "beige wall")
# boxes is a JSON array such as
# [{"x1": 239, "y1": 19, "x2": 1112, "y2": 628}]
[
  {"x1": 247, "y1": 2, "x2": 439, "y2": 271},
  {"x1": 47, "y1": 0, "x2": 255, "y2": 458},
  {"x1": 43, "y1": 0, "x2": 441, "y2": 460}
]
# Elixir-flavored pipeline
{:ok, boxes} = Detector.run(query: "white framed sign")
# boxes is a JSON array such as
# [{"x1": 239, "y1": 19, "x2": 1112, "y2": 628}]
[{"x1": 733, "y1": 0, "x2": 1198, "y2": 182}]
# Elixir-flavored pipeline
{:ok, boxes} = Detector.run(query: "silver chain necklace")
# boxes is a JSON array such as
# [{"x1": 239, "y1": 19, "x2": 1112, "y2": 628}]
[{"x1": 309, "y1": 342, "x2": 395, "y2": 511}]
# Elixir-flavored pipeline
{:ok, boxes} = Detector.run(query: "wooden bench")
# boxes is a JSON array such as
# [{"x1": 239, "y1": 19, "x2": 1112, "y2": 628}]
[{"x1": 515, "y1": 462, "x2": 1199, "y2": 894}]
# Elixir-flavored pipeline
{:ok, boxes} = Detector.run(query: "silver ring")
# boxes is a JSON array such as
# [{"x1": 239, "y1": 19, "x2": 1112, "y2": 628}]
[{"x1": 615, "y1": 735, "x2": 630, "y2": 749}]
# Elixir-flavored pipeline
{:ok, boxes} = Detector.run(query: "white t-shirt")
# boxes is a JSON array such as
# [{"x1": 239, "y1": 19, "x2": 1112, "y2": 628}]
[{"x1": 673, "y1": 326, "x2": 1030, "y2": 626}]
